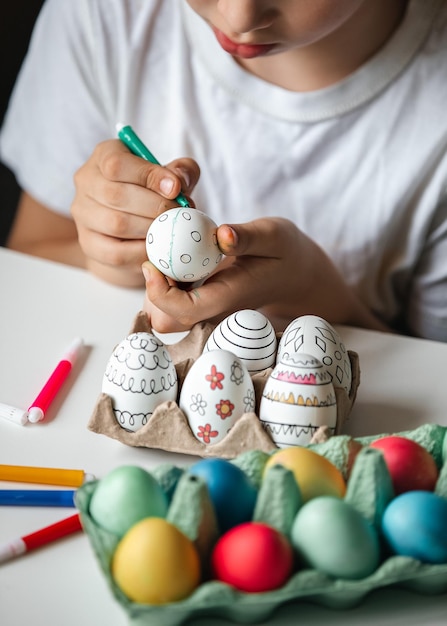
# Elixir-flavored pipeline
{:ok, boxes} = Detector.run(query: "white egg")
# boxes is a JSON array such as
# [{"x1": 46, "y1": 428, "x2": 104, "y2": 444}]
[
  {"x1": 259, "y1": 353, "x2": 337, "y2": 448},
  {"x1": 204, "y1": 309, "x2": 277, "y2": 373},
  {"x1": 102, "y1": 332, "x2": 178, "y2": 432},
  {"x1": 277, "y1": 315, "x2": 352, "y2": 393},
  {"x1": 146, "y1": 207, "x2": 224, "y2": 282},
  {"x1": 179, "y1": 350, "x2": 255, "y2": 445}
]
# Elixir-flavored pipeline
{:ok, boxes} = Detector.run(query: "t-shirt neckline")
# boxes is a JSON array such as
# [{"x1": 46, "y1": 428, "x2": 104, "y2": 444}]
[{"x1": 182, "y1": 0, "x2": 443, "y2": 122}]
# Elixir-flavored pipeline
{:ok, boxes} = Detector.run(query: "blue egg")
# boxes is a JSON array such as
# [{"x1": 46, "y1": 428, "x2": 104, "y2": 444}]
[
  {"x1": 187, "y1": 458, "x2": 258, "y2": 532},
  {"x1": 382, "y1": 491, "x2": 447, "y2": 564}
]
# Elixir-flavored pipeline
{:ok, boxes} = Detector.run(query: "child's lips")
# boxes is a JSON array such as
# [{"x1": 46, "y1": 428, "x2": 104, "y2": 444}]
[{"x1": 212, "y1": 27, "x2": 276, "y2": 59}]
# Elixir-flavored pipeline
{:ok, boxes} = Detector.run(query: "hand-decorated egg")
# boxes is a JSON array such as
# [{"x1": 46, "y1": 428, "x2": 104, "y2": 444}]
[
  {"x1": 259, "y1": 353, "x2": 337, "y2": 447},
  {"x1": 179, "y1": 350, "x2": 255, "y2": 445},
  {"x1": 203, "y1": 309, "x2": 277, "y2": 373},
  {"x1": 102, "y1": 332, "x2": 178, "y2": 432},
  {"x1": 277, "y1": 315, "x2": 352, "y2": 393},
  {"x1": 146, "y1": 207, "x2": 224, "y2": 282}
]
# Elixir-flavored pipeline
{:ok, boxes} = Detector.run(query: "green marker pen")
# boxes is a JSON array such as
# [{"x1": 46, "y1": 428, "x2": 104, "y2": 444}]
[{"x1": 116, "y1": 122, "x2": 190, "y2": 208}]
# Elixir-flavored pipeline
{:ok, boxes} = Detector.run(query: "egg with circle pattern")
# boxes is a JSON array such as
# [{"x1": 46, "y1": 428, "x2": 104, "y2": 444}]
[
  {"x1": 102, "y1": 332, "x2": 178, "y2": 432},
  {"x1": 204, "y1": 309, "x2": 277, "y2": 373},
  {"x1": 146, "y1": 207, "x2": 224, "y2": 282},
  {"x1": 277, "y1": 315, "x2": 352, "y2": 393}
]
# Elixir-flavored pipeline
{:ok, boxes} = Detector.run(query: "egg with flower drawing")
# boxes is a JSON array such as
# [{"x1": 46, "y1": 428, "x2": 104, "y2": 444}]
[{"x1": 179, "y1": 350, "x2": 255, "y2": 445}]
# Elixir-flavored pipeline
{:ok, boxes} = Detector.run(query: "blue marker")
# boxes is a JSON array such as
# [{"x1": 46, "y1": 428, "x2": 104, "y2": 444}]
[{"x1": 0, "y1": 489, "x2": 76, "y2": 507}]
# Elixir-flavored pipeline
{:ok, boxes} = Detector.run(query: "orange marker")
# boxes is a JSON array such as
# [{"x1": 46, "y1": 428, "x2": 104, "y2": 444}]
[{"x1": 0, "y1": 464, "x2": 94, "y2": 487}]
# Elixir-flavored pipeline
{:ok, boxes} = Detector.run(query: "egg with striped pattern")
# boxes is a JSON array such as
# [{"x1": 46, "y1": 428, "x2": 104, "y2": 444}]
[
  {"x1": 259, "y1": 353, "x2": 337, "y2": 447},
  {"x1": 204, "y1": 310, "x2": 277, "y2": 374}
]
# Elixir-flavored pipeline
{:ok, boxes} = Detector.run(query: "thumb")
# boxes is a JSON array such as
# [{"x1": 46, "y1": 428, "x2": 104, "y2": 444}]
[{"x1": 217, "y1": 218, "x2": 288, "y2": 258}]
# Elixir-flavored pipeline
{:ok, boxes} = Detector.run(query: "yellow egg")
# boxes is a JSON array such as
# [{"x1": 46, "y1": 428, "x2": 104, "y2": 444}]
[
  {"x1": 112, "y1": 517, "x2": 201, "y2": 604},
  {"x1": 264, "y1": 447, "x2": 346, "y2": 502}
]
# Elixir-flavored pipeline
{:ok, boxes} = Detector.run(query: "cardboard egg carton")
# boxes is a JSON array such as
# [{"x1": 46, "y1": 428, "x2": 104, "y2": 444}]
[
  {"x1": 76, "y1": 423, "x2": 447, "y2": 626},
  {"x1": 88, "y1": 311, "x2": 361, "y2": 458}
]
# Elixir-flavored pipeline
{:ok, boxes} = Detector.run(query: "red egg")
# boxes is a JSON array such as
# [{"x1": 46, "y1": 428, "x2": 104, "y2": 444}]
[
  {"x1": 212, "y1": 522, "x2": 294, "y2": 592},
  {"x1": 370, "y1": 436, "x2": 438, "y2": 494}
]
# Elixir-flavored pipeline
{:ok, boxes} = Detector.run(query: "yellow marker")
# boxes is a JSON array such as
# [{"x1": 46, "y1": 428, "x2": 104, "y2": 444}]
[{"x1": 0, "y1": 464, "x2": 94, "y2": 487}]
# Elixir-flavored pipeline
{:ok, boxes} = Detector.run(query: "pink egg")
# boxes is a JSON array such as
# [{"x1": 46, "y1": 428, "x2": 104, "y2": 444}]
[{"x1": 212, "y1": 522, "x2": 294, "y2": 592}]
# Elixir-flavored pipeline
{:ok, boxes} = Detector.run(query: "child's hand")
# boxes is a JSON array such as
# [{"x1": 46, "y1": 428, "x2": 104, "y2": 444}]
[
  {"x1": 142, "y1": 217, "x2": 387, "y2": 334},
  {"x1": 70, "y1": 139, "x2": 200, "y2": 286}
]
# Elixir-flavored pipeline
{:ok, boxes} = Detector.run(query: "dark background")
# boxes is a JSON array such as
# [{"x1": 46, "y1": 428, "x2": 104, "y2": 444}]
[{"x1": 0, "y1": 2, "x2": 45, "y2": 245}]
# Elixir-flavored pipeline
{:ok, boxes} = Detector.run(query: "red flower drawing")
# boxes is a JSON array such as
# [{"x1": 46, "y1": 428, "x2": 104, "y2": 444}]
[
  {"x1": 197, "y1": 423, "x2": 219, "y2": 444},
  {"x1": 216, "y1": 399, "x2": 235, "y2": 420},
  {"x1": 205, "y1": 364, "x2": 225, "y2": 390}
]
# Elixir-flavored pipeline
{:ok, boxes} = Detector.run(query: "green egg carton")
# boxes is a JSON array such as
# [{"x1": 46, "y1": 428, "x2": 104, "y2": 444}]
[{"x1": 76, "y1": 424, "x2": 447, "y2": 626}]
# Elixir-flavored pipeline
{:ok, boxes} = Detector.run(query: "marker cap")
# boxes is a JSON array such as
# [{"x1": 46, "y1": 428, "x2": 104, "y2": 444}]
[
  {"x1": 27, "y1": 407, "x2": 45, "y2": 424},
  {"x1": 0, "y1": 402, "x2": 29, "y2": 426}
]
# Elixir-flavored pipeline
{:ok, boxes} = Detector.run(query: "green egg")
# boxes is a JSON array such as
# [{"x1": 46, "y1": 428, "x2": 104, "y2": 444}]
[
  {"x1": 89, "y1": 465, "x2": 168, "y2": 537},
  {"x1": 291, "y1": 496, "x2": 380, "y2": 580}
]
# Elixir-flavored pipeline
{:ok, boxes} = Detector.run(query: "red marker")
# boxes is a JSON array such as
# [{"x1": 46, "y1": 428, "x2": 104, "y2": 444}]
[
  {"x1": 0, "y1": 513, "x2": 83, "y2": 563},
  {"x1": 28, "y1": 338, "x2": 84, "y2": 423}
]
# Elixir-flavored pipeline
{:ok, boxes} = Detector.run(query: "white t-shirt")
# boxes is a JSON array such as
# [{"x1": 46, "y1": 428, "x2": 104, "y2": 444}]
[{"x1": 1, "y1": 0, "x2": 447, "y2": 340}]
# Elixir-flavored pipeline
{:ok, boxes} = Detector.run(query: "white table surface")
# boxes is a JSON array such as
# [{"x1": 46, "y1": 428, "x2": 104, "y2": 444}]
[{"x1": 0, "y1": 247, "x2": 446, "y2": 626}]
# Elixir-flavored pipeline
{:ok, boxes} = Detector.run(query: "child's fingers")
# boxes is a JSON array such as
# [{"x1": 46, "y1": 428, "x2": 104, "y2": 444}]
[
  {"x1": 166, "y1": 158, "x2": 201, "y2": 196},
  {"x1": 95, "y1": 140, "x2": 192, "y2": 201},
  {"x1": 142, "y1": 261, "x2": 233, "y2": 330}
]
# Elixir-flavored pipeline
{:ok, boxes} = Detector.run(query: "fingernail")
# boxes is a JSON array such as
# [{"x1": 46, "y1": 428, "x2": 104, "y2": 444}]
[
  {"x1": 219, "y1": 225, "x2": 237, "y2": 248},
  {"x1": 142, "y1": 262, "x2": 151, "y2": 282},
  {"x1": 160, "y1": 177, "x2": 174, "y2": 195},
  {"x1": 226, "y1": 226, "x2": 237, "y2": 246},
  {"x1": 175, "y1": 167, "x2": 191, "y2": 191}
]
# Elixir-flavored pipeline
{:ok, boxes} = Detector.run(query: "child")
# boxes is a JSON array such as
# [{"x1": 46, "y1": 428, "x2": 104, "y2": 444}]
[{"x1": 1, "y1": 0, "x2": 447, "y2": 340}]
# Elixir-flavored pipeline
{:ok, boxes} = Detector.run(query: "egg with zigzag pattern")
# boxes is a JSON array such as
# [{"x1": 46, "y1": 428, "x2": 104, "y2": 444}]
[{"x1": 259, "y1": 353, "x2": 337, "y2": 448}]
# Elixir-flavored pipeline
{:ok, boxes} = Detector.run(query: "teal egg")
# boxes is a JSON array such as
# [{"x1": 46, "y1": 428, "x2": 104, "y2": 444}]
[
  {"x1": 291, "y1": 496, "x2": 380, "y2": 579},
  {"x1": 89, "y1": 465, "x2": 168, "y2": 537},
  {"x1": 382, "y1": 491, "x2": 447, "y2": 563}
]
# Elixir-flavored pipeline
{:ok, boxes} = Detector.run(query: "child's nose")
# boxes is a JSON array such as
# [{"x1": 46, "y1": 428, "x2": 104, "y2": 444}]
[{"x1": 217, "y1": 0, "x2": 276, "y2": 34}]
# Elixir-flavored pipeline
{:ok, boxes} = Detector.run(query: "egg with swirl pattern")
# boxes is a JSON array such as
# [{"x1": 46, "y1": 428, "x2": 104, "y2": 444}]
[{"x1": 102, "y1": 332, "x2": 178, "y2": 432}]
